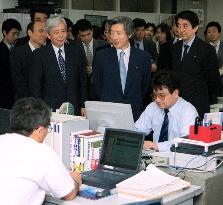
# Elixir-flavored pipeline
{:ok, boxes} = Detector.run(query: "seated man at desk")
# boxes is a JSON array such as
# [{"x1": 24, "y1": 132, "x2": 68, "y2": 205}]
[
  {"x1": 0, "y1": 97, "x2": 81, "y2": 204},
  {"x1": 135, "y1": 70, "x2": 198, "y2": 152}
]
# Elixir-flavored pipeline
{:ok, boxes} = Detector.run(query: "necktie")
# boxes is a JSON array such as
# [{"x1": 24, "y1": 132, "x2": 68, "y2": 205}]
[
  {"x1": 136, "y1": 43, "x2": 140, "y2": 49},
  {"x1": 181, "y1": 44, "x2": 189, "y2": 63},
  {"x1": 9, "y1": 44, "x2": 14, "y2": 51},
  {"x1": 85, "y1": 43, "x2": 93, "y2": 66},
  {"x1": 158, "y1": 109, "x2": 169, "y2": 142},
  {"x1": 119, "y1": 51, "x2": 127, "y2": 93},
  {"x1": 58, "y1": 49, "x2": 66, "y2": 81}
]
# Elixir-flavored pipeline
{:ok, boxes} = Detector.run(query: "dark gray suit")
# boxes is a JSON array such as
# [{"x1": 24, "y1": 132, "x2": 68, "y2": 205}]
[
  {"x1": 93, "y1": 46, "x2": 151, "y2": 121},
  {"x1": 172, "y1": 37, "x2": 221, "y2": 117},
  {"x1": 29, "y1": 43, "x2": 87, "y2": 115},
  {"x1": 10, "y1": 43, "x2": 33, "y2": 100}
]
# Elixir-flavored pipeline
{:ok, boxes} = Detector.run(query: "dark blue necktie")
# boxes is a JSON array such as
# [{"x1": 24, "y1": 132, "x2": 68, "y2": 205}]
[
  {"x1": 58, "y1": 48, "x2": 66, "y2": 81},
  {"x1": 181, "y1": 44, "x2": 189, "y2": 63},
  {"x1": 159, "y1": 109, "x2": 169, "y2": 142}
]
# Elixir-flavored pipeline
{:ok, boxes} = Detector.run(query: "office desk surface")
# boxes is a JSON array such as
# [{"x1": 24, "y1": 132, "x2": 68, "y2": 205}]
[
  {"x1": 44, "y1": 185, "x2": 202, "y2": 205},
  {"x1": 161, "y1": 166, "x2": 223, "y2": 205}
]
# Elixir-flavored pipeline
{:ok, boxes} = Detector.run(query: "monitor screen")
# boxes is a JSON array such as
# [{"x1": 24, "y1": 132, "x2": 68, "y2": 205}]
[
  {"x1": 100, "y1": 128, "x2": 144, "y2": 171},
  {"x1": 85, "y1": 101, "x2": 135, "y2": 131}
]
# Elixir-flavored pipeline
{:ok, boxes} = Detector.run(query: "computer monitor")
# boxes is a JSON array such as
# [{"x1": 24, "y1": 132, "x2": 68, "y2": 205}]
[{"x1": 85, "y1": 101, "x2": 135, "y2": 131}]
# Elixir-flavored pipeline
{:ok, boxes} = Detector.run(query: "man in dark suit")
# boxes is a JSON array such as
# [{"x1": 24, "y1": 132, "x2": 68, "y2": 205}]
[
  {"x1": 172, "y1": 10, "x2": 221, "y2": 118},
  {"x1": 0, "y1": 19, "x2": 21, "y2": 109},
  {"x1": 10, "y1": 21, "x2": 47, "y2": 100},
  {"x1": 205, "y1": 21, "x2": 223, "y2": 96},
  {"x1": 74, "y1": 19, "x2": 108, "y2": 100},
  {"x1": 16, "y1": 8, "x2": 50, "y2": 47},
  {"x1": 130, "y1": 18, "x2": 157, "y2": 72},
  {"x1": 29, "y1": 16, "x2": 87, "y2": 116},
  {"x1": 93, "y1": 16, "x2": 151, "y2": 121}
]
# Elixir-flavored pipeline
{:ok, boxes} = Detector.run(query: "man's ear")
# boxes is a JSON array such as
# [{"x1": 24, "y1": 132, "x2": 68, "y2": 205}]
[
  {"x1": 27, "y1": 29, "x2": 32, "y2": 37},
  {"x1": 47, "y1": 33, "x2": 51, "y2": 40},
  {"x1": 3, "y1": 30, "x2": 6, "y2": 37}
]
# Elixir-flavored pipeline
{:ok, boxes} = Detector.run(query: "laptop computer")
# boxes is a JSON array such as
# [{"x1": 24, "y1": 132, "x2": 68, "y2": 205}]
[{"x1": 82, "y1": 128, "x2": 145, "y2": 189}]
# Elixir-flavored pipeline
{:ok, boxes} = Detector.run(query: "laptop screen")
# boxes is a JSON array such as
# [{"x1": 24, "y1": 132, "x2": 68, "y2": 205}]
[{"x1": 100, "y1": 128, "x2": 144, "y2": 171}]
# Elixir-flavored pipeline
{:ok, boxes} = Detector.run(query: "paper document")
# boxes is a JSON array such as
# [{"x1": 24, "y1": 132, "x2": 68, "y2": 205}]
[{"x1": 116, "y1": 164, "x2": 190, "y2": 199}]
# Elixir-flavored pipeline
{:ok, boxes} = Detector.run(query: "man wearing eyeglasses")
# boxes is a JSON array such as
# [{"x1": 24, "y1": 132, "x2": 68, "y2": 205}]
[
  {"x1": 135, "y1": 71, "x2": 198, "y2": 152},
  {"x1": 0, "y1": 97, "x2": 81, "y2": 204}
]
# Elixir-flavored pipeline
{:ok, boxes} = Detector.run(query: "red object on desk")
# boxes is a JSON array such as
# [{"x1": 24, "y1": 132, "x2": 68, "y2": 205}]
[{"x1": 189, "y1": 124, "x2": 222, "y2": 143}]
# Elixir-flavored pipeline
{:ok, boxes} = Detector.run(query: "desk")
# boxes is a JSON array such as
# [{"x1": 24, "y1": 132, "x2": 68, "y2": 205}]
[
  {"x1": 161, "y1": 166, "x2": 223, "y2": 205},
  {"x1": 43, "y1": 185, "x2": 202, "y2": 205}
]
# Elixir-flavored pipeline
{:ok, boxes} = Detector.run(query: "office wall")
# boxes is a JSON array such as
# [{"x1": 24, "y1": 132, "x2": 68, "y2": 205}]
[
  {"x1": 0, "y1": 0, "x2": 18, "y2": 12},
  {"x1": 206, "y1": 0, "x2": 223, "y2": 30}
]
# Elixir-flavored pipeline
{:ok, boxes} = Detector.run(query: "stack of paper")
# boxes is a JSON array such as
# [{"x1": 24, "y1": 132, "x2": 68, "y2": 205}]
[{"x1": 116, "y1": 164, "x2": 190, "y2": 199}]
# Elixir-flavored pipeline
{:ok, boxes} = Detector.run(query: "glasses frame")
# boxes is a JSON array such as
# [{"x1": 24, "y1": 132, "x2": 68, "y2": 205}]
[{"x1": 151, "y1": 92, "x2": 171, "y2": 101}]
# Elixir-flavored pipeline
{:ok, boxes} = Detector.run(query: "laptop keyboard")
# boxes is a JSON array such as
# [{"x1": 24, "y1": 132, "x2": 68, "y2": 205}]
[{"x1": 82, "y1": 170, "x2": 131, "y2": 189}]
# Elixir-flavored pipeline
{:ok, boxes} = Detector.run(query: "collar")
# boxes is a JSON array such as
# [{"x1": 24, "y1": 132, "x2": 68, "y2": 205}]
[
  {"x1": 167, "y1": 97, "x2": 181, "y2": 114},
  {"x1": 210, "y1": 39, "x2": 220, "y2": 47},
  {"x1": 3, "y1": 40, "x2": 13, "y2": 50},
  {"x1": 116, "y1": 44, "x2": 131, "y2": 57},
  {"x1": 183, "y1": 36, "x2": 195, "y2": 47},
  {"x1": 28, "y1": 41, "x2": 37, "y2": 52},
  {"x1": 52, "y1": 44, "x2": 65, "y2": 54}
]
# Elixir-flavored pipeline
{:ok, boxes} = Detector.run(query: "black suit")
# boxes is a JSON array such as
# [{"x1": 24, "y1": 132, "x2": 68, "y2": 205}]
[
  {"x1": 73, "y1": 39, "x2": 108, "y2": 100},
  {"x1": 0, "y1": 41, "x2": 14, "y2": 109},
  {"x1": 10, "y1": 43, "x2": 33, "y2": 100},
  {"x1": 93, "y1": 46, "x2": 151, "y2": 121},
  {"x1": 29, "y1": 43, "x2": 87, "y2": 115},
  {"x1": 172, "y1": 37, "x2": 221, "y2": 117},
  {"x1": 157, "y1": 41, "x2": 173, "y2": 71},
  {"x1": 130, "y1": 38, "x2": 158, "y2": 63}
]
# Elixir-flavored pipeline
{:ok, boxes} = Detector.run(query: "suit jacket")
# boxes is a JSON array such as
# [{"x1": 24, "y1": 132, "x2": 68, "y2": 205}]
[
  {"x1": 0, "y1": 41, "x2": 15, "y2": 109},
  {"x1": 217, "y1": 41, "x2": 223, "y2": 68},
  {"x1": 72, "y1": 38, "x2": 108, "y2": 100},
  {"x1": 157, "y1": 41, "x2": 173, "y2": 71},
  {"x1": 29, "y1": 43, "x2": 87, "y2": 115},
  {"x1": 10, "y1": 43, "x2": 33, "y2": 100},
  {"x1": 93, "y1": 46, "x2": 151, "y2": 121},
  {"x1": 172, "y1": 37, "x2": 221, "y2": 117},
  {"x1": 130, "y1": 38, "x2": 158, "y2": 63}
]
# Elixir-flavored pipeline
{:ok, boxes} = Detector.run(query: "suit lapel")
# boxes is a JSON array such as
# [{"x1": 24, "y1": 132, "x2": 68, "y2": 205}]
[
  {"x1": 125, "y1": 47, "x2": 136, "y2": 92},
  {"x1": 48, "y1": 43, "x2": 64, "y2": 82}
]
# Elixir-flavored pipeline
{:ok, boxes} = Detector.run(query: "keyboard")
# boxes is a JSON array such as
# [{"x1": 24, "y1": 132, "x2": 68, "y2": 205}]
[{"x1": 82, "y1": 170, "x2": 131, "y2": 189}]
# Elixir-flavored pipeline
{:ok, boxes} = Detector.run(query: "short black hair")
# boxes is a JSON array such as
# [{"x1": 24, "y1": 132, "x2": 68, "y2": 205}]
[
  {"x1": 152, "y1": 70, "x2": 180, "y2": 93},
  {"x1": 156, "y1": 23, "x2": 172, "y2": 42},
  {"x1": 30, "y1": 9, "x2": 50, "y2": 21},
  {"x1": 64, "y1": 17, "x2": 73, "y2": 29},
  {"x1": 176, "y1": 10, "x2": 199, "y2": 28},
  {"x1": 133, "y1": 18, "x2": 146, "y2": 28},
  {"x1": 10, "y1": 97, "x2": 51, "y2": 136},
  {"x1": 2, "y1": 19, "x2": 22, "y2": 35},
  {"x1": 205, "y1": 21, "x2": 221, "y2": 34},
  {"x1": 75, "y1": 19, "x2": 92, "y2": 32},
  {"x1": 27, "y1": 21, "x2": 35, "y2": 33},
  {"x1": 145, "y1": 22, "x2": 157, "y2": 33}
]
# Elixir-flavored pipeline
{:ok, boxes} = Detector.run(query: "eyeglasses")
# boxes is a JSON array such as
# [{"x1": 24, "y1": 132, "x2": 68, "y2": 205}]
[
  {"x1": 47, "y1": 125, "x2": 53, "y2": 133},
  {"x1": 151, "y1": 92, "x2": 171, "y2": 101}
]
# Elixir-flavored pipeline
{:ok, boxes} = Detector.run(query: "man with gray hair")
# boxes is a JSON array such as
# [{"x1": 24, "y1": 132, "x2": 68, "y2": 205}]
[
  {"x1": 93, "y1": 16, "x2": 151, "y2": 121},
  {"x1": 29, "y1": 15, "x2": 87, "y2": 116}
]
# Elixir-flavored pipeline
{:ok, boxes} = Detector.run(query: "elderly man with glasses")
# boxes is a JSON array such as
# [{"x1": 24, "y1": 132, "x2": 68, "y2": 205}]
[{"x1": 135, "y1": 70, "x2": 198, "y2": 152}]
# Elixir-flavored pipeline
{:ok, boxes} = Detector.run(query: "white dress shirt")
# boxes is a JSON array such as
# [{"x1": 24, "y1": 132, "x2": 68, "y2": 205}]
[
  {"x1": 116, "y1": 44, "x2": 131, "y2": 73},
  {"x1": 52, "y1": 44, "x2": 65, "y2": 64},
  {"x1": 135, "y1": 97, "x2": 198, "y2": 152}
]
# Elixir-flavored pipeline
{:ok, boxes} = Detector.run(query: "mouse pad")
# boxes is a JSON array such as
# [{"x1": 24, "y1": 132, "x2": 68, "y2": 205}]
[{"x1": 79, "y1": 187, "x2": 111, "y2": 200}]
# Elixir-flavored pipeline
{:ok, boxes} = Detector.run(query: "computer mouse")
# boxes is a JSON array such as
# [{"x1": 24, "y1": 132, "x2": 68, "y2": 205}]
[{"x1": 95, "y1": 189, "x2": 110, "y2": 198}]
